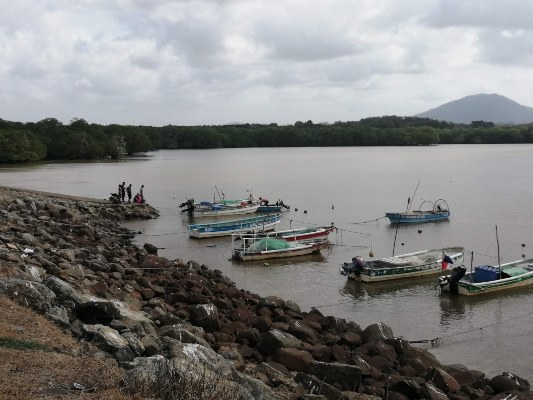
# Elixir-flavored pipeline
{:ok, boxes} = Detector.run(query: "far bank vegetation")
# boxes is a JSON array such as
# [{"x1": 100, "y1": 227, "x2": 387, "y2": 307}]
[{"x1": 1, "y1": 116, "x2": 533, "y2": 163}]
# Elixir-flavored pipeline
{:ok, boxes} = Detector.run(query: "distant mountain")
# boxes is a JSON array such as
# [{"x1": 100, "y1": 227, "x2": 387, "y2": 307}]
[{"x1": 415, "y1": 93, "x2": 533, "y2": 124}]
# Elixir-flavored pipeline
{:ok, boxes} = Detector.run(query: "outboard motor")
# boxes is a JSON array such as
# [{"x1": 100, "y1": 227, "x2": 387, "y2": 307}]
[
  {"x1": 449, "y1": 265, "x2": 466, "y2": 293},
  {"x1": 352, "y1": 256, "x2": 366, "y2": 269},
  {"x1": 179, "y1": 199, "x2": 195, "y2": 216},
  {"x1": 439, "y1": 265, "x2": 466, "y2": 293},
  {"x1": 341, "y1": 256, "x2": 366, "y2": 277},
  {"x1": 276, "y1": 199, "x2": 290, "y2": 210}
]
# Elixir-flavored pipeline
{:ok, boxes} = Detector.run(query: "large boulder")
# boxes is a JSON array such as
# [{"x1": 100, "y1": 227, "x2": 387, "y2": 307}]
[
  {"x1": 489, "y1": 372, "x2": 531, "y2": 393},
  {"x1": 362, "y1": 322, "x2": 394, "y2": 343},
  {"x1": 257, "y1": 329, "x2": 303, "y2": 356},
  {"x1": 273, "y1": 348, "x2": 314, "y2": 372},
  {"x1": 307, "y1": 361, "x2": 364, "y2": 391},
  {"x1": 425, "y1": 367, "x2": 461, "y2": 394},
  {"x1": 0, "y1": 278, "x2": 56, "y2": 313},
  {"x1": 189, "y1": 303, "x2": 221, "y2": 333}
]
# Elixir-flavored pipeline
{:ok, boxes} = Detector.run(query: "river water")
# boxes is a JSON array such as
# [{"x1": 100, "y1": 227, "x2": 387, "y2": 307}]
[{"x1": 1, "y1": 144, "x2": 533, "y2": 380}]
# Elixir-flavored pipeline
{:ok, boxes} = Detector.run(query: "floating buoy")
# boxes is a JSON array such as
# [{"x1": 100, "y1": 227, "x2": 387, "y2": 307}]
[
  {"x1": 401, "y1": 243, "x2": 405, "y2": 246},
  {"x1": 295, "y1": 208, "x2": 298, "y2": 212},
  {"x1": 304, "y1": 210, "x2": 307, "y2": 214},
  {"x1": 522, "y1": 244, "x2": 526, "y2": 247},
  {"x1": 418, "y1": 230, "x2": 422, "y2": 234},
  {"x1": 522, "y1": 254, "x2": 525, "y2": 258},
  {"x1": 332, "y1": 205, "x2": 334, "y2": 210}
]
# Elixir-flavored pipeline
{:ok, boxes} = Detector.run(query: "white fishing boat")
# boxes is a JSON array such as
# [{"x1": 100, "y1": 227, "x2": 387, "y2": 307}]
[
  {"x1": 437, "y1": 257, "x2": 533, "y2": 296},
  {"x1": 232, "y1": 235, "x2": 330, "y2": 261},
  {"x1": 180, "y1": 198, "x2": 259, "y2": 217},
  {"x1": 339, "y1": 247, "x2": 464, "y2": 282},
  {"x1": 236, "y1": 225, "x2": 335, "y2": 243}
]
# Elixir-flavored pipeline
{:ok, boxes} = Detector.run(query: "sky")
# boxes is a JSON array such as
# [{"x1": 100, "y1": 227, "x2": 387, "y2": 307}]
[{"x1": 1, "y1": 0, "x2": 533, "y2": 127}]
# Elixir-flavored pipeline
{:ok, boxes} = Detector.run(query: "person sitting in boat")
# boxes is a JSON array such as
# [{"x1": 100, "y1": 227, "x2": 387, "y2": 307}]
[{"x1": 259, "y1": 197, "x2": 269, "y2": 206}]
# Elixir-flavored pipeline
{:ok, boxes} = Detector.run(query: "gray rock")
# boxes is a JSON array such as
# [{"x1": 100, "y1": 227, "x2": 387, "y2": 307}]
[
  {"x1": 189, "y1": 303, "x2": 221, "y2": 333},
  {"x1": 157, "y1": 323, "x2": 209, "y2": 347},
  {"x1": 0, "y1": 277, "x2": 56, "y2": 313},
  {"x1": 257, "y1": 329, "x2": 304, "y2": 355},
  {"x1": 307, "y1": 360, "x2": 364, "y2": 391},
  {"x1": 85, "y1": 324, "x2": 129, "y2": 353},
  {"x1": 362, "y1": 322, "x2": 394, "y2": 343},
  {"x1": 295, "y1": 372, "x2": 342, "y2": 400}
]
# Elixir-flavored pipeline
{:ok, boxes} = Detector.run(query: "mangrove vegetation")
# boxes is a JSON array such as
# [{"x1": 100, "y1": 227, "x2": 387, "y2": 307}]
[{"x1": 1, "y1": 116, "x2": 533, "y2": 162}]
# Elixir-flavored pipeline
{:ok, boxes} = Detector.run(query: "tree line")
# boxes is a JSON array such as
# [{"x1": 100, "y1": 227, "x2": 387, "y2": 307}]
[{"x1": 1, "y1": 116, "x2": 533, "y2": 163}]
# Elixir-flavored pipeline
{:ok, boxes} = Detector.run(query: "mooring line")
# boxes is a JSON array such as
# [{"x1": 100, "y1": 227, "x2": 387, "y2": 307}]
[{"x1": 411, "y1": 311, "x2": 533, "y2": 346}]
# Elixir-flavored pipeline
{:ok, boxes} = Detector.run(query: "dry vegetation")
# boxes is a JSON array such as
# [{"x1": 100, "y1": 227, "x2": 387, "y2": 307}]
[
  {"x1": 0, "y1": 295, "x2": 129, "y2": 400},
  {"x1": 0, "y1": 296, "x2": 246, "y2": 400}
]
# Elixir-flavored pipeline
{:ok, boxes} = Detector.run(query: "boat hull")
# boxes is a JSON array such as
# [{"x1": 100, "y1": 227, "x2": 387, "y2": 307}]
[
  {"x1": 189, "y1": 204, "x2": 259, "y2": 217},
  {"x1": 340, "y1": 247, "x2": 464, "y2": 283},
  {"x1": 256, "y1": 205, "x2": 282, "y2": 212},
  {"x1": 242, "y1": 226, "x2": 335, "y2": 243},
  {"x1": 440, "y1": 259, "x2": 533, "y2": 296},
  {"x1": 385, "y1": 211, "x2": 450, "y2": 224},
  {"x1": 188, "y1": 215, "x2": 280, "y2": 238},
  {"x1": 234, "y1": 241, "x2": 329, "y2": 261}
]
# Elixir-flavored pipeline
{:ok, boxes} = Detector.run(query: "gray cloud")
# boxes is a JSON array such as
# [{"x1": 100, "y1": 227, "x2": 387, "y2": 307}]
[{"x1": 1, "y1": 0, "x2": 533, "y2": 125}]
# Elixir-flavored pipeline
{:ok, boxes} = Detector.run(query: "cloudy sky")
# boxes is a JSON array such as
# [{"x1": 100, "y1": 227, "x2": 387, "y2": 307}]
[{"x1": 1, "y1": 0, "x2": 532, "y2": 126}]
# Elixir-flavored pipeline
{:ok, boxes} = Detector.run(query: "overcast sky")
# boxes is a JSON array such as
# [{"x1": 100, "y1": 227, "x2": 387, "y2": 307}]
[{"x1": 2, "y1": 0, "x2": 532, "y2": 126}]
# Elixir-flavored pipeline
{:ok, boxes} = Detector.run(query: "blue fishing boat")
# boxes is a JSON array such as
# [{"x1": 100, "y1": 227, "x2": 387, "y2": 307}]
[
  {"x1": 187, "y1": 214, "x2": 281, "y2": 238},
  {"x1": 386, "y1": 199, "x2": 450, "y2": 224}
]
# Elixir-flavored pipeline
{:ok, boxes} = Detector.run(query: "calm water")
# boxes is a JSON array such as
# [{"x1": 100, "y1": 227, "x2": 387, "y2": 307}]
[{"x1": 1, "y1": 145, "x2": 533, "y2": 379}]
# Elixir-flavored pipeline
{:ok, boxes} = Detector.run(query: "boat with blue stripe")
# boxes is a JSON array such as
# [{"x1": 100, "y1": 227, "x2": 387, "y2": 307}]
[
  {"x1": 187, "y1": 214, "x2": 281, "y2": 238},
  {"x1": 386, "y1": 199, "x2": 450, "y2": 224}
]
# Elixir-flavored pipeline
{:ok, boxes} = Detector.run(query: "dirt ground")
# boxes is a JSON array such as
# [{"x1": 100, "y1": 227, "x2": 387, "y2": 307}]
[{"x1": 0, "y1": 295, "x2": 131, "y2": 400}]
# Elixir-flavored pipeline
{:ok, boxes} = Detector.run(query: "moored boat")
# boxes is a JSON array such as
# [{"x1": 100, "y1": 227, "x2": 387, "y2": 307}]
[
  {"x1": 232, "y1": 236, "x2": 330, "y2": 261},
  {"x1": 256, "y1": 199, "x2": 291, "y2": 213},
  {"x1": 187, "y1": 214, "x2": 280, "y2": 238},
  {"x1": 437, "y1": 258, "x2": 533, "y2": 296},
  {"x1": 180, "y1": 198, "x2": 259, "y2": 217},
  {"x1": 237, "y1": 225, "x2": 335, "y2": 243},
  {"x1": 386, "y1": 199, "x2": 450, "y2": 224},
  {"x1": 339, "y1": 247, "x2": 464, "y2": 282}
]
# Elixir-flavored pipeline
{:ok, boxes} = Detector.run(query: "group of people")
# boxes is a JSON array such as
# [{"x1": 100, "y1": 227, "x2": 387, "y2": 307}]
[{"x1": 117, "y1": 182, "x2": 145, "y2": 204}]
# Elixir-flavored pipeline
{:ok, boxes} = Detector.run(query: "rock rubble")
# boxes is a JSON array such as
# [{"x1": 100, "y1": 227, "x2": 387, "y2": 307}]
[{"x1": 0, "y1": 186, "x2": 531, "y2": 399}]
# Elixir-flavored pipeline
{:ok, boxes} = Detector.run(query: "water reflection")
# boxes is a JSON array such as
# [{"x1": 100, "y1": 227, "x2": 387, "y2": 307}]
[{"x1": 340, "y1": 276, "x2": 437, "y2": 300}]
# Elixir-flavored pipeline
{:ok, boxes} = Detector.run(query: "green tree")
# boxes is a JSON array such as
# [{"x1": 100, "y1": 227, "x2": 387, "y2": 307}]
[{"x1": 0, "y1": 129, "x2": 46, "y2": 162}]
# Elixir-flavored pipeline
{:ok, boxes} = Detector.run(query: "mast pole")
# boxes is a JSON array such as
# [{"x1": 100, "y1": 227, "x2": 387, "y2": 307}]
[{"x1": 496, "y1": 225, "x2": 501, "y2": 279}]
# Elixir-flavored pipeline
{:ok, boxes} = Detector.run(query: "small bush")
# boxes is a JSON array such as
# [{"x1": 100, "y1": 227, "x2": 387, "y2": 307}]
[{"x1": 122, "y1": 358, "x2": 242, "y2": 400}]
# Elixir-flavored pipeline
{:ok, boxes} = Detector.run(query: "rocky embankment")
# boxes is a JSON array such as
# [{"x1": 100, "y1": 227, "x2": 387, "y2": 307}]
[{"x1": 0, "y1": 186, "x2": 531, "y2": 400}]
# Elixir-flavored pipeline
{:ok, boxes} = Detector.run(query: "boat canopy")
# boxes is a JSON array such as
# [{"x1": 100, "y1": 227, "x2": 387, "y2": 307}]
[{"x1": 248, "y1": 238, "x2": 290, "y2": 252}]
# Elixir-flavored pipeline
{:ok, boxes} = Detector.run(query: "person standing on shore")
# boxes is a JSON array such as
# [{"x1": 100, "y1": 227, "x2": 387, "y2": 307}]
[
  {"x1": 140, "y1": 184, "x2": 145, "y2": 203},
  {"x1": 126, "y1": 184, "x2": 132, "y2": 203},
  {"x1": 121, "y1": 182, "x2": 126, "y2": 202},
  {"x1": 117, "y1": 183, "x2": 122, "y2": 202}
]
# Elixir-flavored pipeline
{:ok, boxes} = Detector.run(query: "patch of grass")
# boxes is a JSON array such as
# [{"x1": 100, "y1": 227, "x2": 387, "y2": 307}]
[{"x1": 0, "y1": 337, "x2": 52, "y2": 352}]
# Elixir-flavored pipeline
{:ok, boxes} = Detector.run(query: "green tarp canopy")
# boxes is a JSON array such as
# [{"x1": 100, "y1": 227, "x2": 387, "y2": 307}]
[{"x1": 248, "y1": 238, "x2": 290, "y2": 252}]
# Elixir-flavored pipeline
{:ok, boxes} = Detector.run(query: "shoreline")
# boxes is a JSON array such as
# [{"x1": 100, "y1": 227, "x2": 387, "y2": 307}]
[{"x1": 0, "y1": 185, "x2": 530, "y2": 399}]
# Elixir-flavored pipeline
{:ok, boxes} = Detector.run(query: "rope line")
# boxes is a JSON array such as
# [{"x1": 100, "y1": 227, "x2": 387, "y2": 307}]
[
  {"x1": 411, "y1": 310, "x2": 533, "y2": 346},
  {"x1": 351, "y1": 216, "x2": 387, "y2": 224}
]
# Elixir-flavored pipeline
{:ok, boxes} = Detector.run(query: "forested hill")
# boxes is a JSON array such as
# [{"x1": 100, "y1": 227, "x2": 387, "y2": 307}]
[{"x1": 1, "y1": 115, "x2": 533, "y2": 163}]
